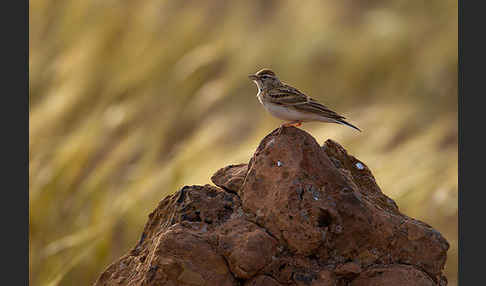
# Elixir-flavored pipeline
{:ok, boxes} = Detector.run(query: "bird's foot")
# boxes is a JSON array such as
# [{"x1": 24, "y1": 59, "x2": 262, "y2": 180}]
[
  {"x1": 283, "y1": 121, "x2": 302, "y2": 127},
  {"x1": 277, "y1": 121, "x2": 302, "y2": 136}
]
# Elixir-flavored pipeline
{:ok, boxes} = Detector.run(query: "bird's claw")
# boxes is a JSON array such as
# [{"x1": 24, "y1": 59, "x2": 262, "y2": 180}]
[{"x1": 276, "y1": 121, "x2": 302, "y2": 136}]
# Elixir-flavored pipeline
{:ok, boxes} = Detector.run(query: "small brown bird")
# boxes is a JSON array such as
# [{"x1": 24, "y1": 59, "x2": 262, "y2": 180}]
[{"x1": 249, "y1": 68, "x2": 361, "y2": 132}]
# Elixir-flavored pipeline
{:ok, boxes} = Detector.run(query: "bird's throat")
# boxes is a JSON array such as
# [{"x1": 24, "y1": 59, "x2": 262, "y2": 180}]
[{"x1": 256, "y1": 90, "x2": 264, "y2": 105}]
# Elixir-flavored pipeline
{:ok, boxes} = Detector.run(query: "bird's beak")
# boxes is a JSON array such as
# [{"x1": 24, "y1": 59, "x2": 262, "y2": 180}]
[{"x1": 248, "y1": 74, "x2": 258, "y2": 80}]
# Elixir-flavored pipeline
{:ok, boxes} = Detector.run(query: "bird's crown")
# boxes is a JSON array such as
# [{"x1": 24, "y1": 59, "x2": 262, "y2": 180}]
[{"x1": 255, "y1": 68, "x2": 276, "y2": 77}]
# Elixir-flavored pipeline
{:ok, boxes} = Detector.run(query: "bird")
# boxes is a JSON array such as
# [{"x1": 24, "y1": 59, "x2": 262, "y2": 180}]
[{"x1": 248, "y1": 68, "x2": 361, "y2": 132}]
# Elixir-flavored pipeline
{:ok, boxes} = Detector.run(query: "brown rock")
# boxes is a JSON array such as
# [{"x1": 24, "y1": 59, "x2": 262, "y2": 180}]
[
  {"x1": 211, "y1": 163, "x2": 248, "y2": 193},
  {"x1": 240, "y1": 127, "x2": 448, "y2": 278},
  {"x1": 152, "y1": 226, "x2": 233, "y2": 285},
  {"x1": 312, "y1": 270, "x2": 336, "y2": 285},
  {"x1": 350, "y1": 265, "x2": 436, "y2": 286},
  {"x1": 94, "y1": 127, "x2": 449, "y2": 286},
  {"x1": 335, "y1": 262, "x2": 362, "y2": 278},
  {"x1": 240, "y1": 127, "x2": 349, "y2": 255},
  {"x1": 244, "y1": 275, "x2": 282, "y2": 286},
  {"x1": 217, "y1": 218, "x2": 278, "y2": 279},
  {"x1": 322, "y1": 139, "x2": 399, "y2": 213},
  {"x1": 94, "y1": 185, "x2": 239, "y2": 286}
]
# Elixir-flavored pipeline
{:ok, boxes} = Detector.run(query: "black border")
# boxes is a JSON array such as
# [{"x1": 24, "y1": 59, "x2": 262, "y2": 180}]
[
  {"x1": 459, "y1": 0, "x2": 484, "y2": 285},
  {"x1": 6, "y1": 0, "x2": 29, "y2": 284}
]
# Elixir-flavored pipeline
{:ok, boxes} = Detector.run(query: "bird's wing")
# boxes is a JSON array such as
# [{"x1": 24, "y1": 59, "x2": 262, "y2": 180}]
[
  {"x1": 266, "y1": 85, "x2": 310, "y2": 105},
  {"x1": 268, "y1": 84, "x2": 346, "y2": 121},
  {"x1": 298, "y1": 98, "x2": 346, "y2": 121}
]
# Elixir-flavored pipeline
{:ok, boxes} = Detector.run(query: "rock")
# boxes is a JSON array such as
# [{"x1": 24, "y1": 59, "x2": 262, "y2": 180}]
[
  {"x1": 312, "y1": 270, "x2": 336, "y2": 285},
  {"x1": 244, "y1": 275, "x2": 282, "y2": 286},
  {"x1": 94, "y1": 185, "x2": 238, "y2": 286},
  {"x1": 211, "y1": 163, "x2": 248, "y2": 193},
  {"x1": 150, "y1": 226, "x2": 234, "y2": 286},
  {"x1": 217, "y1": 218, "x2": 278, "y2": 279},
  {"x1": 350, "y1": 265, "x2": 436, "y2": 286},
  {"x1": 94, "y1": 127, "x2": 449, "y2": 286},
  {"x1": 335, "y1": 262, "x2": 362, "y2": 278}
]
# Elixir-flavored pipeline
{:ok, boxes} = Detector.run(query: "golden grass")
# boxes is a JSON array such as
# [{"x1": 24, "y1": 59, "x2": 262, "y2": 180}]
[{"x1": 30, "y1": 1, "x2": 457, "y2": 285}]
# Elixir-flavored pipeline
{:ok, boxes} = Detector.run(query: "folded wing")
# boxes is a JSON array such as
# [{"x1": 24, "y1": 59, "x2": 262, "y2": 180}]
[{"x1": 268, "y1": 85, "x2": 345, "y2": 121}]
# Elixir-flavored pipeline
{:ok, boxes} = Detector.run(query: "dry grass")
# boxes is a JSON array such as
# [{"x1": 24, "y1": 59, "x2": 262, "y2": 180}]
[{"x1": 29, "y1": 1, "x2": 457, "y2": 285}]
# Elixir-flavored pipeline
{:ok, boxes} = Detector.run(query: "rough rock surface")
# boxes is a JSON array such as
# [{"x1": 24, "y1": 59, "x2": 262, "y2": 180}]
[{"x1": 94, "y1": 127, "x2": 449, "y2": 286}]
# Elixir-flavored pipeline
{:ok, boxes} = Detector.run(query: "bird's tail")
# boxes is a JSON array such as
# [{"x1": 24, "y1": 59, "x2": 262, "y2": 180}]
[{"x1": 336, "y1": 119, "x2": 361, "y2": 132}]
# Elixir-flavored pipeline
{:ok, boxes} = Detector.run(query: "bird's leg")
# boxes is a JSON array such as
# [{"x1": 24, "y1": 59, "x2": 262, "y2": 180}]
[
  {"x1": 277, "y1": 121, "x2": 303, "y2": 135},
  {"x1": 283, "y1": 121, "x2": 302, "y2": 127}
]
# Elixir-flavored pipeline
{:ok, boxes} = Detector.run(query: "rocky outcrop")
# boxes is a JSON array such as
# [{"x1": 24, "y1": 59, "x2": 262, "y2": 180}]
[{"x1": 94, "y1": 127, "x2": 449, "y2": 286}]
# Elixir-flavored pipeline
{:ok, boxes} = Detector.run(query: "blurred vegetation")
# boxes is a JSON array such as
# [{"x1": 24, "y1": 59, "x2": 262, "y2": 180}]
[{"x1": 29, "y1": 0, "x2": 457, "y2": 285}]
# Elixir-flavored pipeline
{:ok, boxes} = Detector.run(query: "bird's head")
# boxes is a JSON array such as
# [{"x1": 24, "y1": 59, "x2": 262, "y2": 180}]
[{"x1": 248, "y1": 68, "x2": 280, "y2": 90}]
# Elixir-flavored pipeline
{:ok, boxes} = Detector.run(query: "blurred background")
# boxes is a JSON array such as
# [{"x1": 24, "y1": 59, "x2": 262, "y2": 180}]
[{"x1": 29, "y1": 1, "x2": 457, "y2": 285}]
